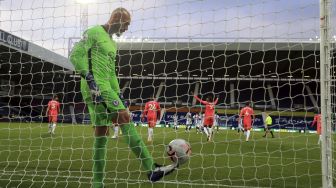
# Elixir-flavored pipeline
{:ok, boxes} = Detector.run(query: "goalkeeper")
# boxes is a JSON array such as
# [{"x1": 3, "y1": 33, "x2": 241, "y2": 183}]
[{"x1": 70, "y1": 7, "x2": 176, "y2": 188}]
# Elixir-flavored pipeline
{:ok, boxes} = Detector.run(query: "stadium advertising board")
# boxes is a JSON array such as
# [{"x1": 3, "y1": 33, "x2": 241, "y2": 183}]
[
  {"x1": 130, "y1": 111, "x2": 316, "y2": 132},
  {"x1": 0, "y1": 29, "x2": 29, "y2": 51}
]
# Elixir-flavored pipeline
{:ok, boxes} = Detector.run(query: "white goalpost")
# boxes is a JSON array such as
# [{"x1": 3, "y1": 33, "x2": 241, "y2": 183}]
[
  {"x1": 320, "y1": 1, "x2": 333, "y2": 187},
  {"x1": 0, "y1": 0, "x2": 335, "y2": 187}
]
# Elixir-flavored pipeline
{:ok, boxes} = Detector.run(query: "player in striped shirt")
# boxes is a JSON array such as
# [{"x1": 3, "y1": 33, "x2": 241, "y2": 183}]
[
  {"x1": 185, "y1": 112, "x2": 192, "y2": 132},
  {"x1": 193, "y1": 113, "x2": 202, "y2": 134}
]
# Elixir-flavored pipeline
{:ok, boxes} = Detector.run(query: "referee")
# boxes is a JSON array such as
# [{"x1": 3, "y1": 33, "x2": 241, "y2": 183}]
[{"x1": 263, "y1": 113, "x2": 274, "y2": 138}]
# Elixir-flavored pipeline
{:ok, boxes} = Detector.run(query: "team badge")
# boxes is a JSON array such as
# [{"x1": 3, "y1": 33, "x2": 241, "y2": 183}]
[{"x1": 113, "y1": 100, "x2": 119, "y2": 106}]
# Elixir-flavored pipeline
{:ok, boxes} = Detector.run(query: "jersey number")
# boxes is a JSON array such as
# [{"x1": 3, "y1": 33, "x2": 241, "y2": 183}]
[{"x1": 149, "y1": 104, "x2": 156, "y2": 110}]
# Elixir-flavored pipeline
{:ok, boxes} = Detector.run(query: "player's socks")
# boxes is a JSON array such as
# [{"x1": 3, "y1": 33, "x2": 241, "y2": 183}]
[
  {"x1": 120, "y1": 122, "x2": 155, "y2": 171},
  {"x1": 203, "y1": 127, "x2": 209, "y2": 137},
  {"x1": 93, "y1": 136, "x2": 107, "y2": 188},
  {"x1": 270, "y1": 131, "x2": 274, "y2": 138},
  {"x1": 209, "y1": 127, "x2": 214, "y2": 141},
  {"x1": 246, "y1": 130, "x2": 250, "y2": 141},
  {"x1": 113, "y1": 126, "x2": 119, "y2": 138},
  {"x1": 148, "y1": 128, "x2": 153, "y2": 142},
  {"x1": 208, "y1": 127, "x2": 213, "y2": 137},
  {"x1": 51, "y1": 123, "x2": 56, "y2": 134},
  {"x1": 48, "y1": 124, "x2": 52, "y2": 133},
  {"x1": 318, "y1": 135, "x2": 322, "y2": 144}
]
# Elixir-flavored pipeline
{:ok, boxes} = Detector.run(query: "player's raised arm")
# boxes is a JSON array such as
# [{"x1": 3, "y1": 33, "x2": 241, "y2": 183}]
[
  {"x1": 57, "y1": 101, "x2": 60, "y2": 114},
  {"x1": 214, "y1": 97, "x2": 219, "y2": 105},
  {"x1": 142, "y1": 102, "x2": 148, "y2": 121},
  {"x1": 311, "y1": 115, "x2": 317, "y2": 127},
  {"x1": 157, "y1": 103, "x2": 161, "y2": 119},
  {"x1": 194, "y1": 95, "x2": 207, "y2": 105},
  {"x1": 45, "y1": 103, "x2": 50, "y2": 117}
]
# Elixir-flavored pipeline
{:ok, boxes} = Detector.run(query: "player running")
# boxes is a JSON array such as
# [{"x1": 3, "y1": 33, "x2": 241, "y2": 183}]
[
  {"x1": 239, "y1": 102, "x2": 255, "y2": 142},
  {"x1": 194, "y1": 94, "x2": 219, "y2": 141},
  {"x1": 142, "y1": 97, "x2": 161, "y2": 143},
  {"x1": 311, "y1": 110, "x2": 322, "y2": 144},
  {"x1": 70, "y1": 8, "x2": 176, "y2": 187},
  {"x1": 46, "y1": 95, "x2": 60, "y2": 135}
]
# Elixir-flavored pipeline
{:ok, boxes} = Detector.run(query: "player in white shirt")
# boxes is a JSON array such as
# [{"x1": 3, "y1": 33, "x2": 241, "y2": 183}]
[
  {"x1": 193, "y1": 113, "x2": 201, "y2": 134},
  {"x1": 185, "y1": 112, "x2": 192, "y2": 132},
  {"x1": 237, "y1": 116, "x2": 244, "y2": 133},
  {"x1": 195, "y1": 113, "x2": 205, "y2": 134},
  {"x1": 173, "y1": 113, "x2": 178, "y2": 131},
  {"x1": 214, "y1": 113, "x2": 220, "y2": 133}
]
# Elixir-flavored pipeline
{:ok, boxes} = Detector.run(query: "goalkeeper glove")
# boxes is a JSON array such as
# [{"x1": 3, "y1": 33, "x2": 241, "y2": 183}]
[
  {"x1": 85, "y1": 73, "x2": 104, "y2": 103},
  {"x1": 118, "y1": 93, "x2": 130, "y2": 107}
]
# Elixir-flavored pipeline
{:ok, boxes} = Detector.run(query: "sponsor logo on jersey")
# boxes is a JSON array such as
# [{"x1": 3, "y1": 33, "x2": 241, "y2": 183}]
[{"x1": 113, "y1": 100, "x2": 119, "y2": 106}]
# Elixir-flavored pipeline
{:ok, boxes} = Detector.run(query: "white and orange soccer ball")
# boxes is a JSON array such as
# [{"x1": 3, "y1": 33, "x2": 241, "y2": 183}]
[{"x1": 166, "y1": 139, "x2": 191, "y2": 166}]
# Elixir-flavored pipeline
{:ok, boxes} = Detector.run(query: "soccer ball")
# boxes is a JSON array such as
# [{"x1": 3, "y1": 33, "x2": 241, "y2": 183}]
[{"x1": 166, "y1": 139, "x2": 191, "y2": 165}]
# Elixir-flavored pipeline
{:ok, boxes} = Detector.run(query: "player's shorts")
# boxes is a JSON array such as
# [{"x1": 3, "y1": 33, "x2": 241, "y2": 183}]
[
  {"x1": 80, "y1": 74, "x2": 127, "y2": 126},
  {"x1": 317, "y1": 125, "x2": 321, "y2": 135},
  {"x1": 266, "y1": 125, "x2": 272, "y2": 130},
  {"x1": 147, "y1": 116, "x2": 157, "y2": 128},
  {"x1": 48, "y1": 115, "x2": 57, "y2": 123},
  {"x1": 244, "y1": 123, "x2": 252, "y2": 131},
  {"x1": 203, "y1": 116, "x2": 214, "y2": 127},
  {"x1": 83, "y1": 92, "x2": 126, "y2": 127}
]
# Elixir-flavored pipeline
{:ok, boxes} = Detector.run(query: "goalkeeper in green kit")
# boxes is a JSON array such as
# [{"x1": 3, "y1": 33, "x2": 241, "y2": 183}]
[{"x1": 70, "y1": 7, "x2": 176, "y2": 188}]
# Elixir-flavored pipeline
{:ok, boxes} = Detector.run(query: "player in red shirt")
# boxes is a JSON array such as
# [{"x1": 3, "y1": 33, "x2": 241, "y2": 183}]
[
  {"x1": 239, "y1": 101, "x2": 255, "y2": 142},
  {"x1": 46, "y1": 95, "x2": 60, "y2": 135},
  {"x1": 311, "y1": 111, "x2": 322, "y2": 144},
  {"x1": 194, "y1": 94, "x2": 218, "y2": 141},
  {"x1": 142, "y1": 97, "x2": 161, "y2": 143}
]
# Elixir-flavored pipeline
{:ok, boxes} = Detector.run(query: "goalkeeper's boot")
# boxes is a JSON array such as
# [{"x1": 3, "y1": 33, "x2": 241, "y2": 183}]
[{"x1": 147, "y1": 163, "x2": 177, "y2": 182}]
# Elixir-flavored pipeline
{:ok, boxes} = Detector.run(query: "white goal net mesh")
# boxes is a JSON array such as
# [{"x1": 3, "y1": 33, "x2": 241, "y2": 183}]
[{"x1": 0, "y1": 0, "x2": 335, "y2": 187}]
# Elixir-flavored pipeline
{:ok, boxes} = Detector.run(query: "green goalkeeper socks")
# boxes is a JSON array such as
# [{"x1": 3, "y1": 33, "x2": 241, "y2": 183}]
[
  {"x1": 93, "y1": 136, "x2": 107, "y2": 188},
  {"x1": 120, "y1": 122, "x2": 155, "y2": 171}
]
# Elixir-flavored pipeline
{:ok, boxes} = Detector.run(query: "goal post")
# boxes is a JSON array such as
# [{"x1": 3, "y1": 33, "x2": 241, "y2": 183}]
[{"x1": 320, "y1": 0, "x2": 333, "y2": 187}]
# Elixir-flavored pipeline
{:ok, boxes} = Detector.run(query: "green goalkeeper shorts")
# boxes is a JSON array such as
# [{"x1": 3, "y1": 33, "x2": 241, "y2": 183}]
[
  {"x1": 84, "y1": 95, "x2": 126, "y2": 127},
  {"x1": 81, "y1": 79, "x2": 126, "y2": 126},
  {"x1": 86, "y1": 103, "x2": 113, "y2": 126}
]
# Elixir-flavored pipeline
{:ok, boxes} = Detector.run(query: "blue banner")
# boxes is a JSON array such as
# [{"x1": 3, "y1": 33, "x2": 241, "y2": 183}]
[{"x1": 131, "y1": 111, "x2": 317, "y2": 131}]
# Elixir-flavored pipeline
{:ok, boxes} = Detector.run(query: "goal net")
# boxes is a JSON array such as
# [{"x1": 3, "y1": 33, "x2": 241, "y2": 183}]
[{"x1": 0, "y1": 0, "x2": 335, "y2": 187}]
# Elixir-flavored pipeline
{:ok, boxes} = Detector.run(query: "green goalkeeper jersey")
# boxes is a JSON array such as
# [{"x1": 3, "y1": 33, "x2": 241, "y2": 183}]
[{"x1": 70, "y1": 25, "x2": 123, "y2": 112}]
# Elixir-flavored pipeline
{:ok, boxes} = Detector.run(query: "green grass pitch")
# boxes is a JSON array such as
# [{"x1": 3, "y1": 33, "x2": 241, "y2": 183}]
[{"x1": 0, "y1": 122, "x2": 328, "y2": 188}]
